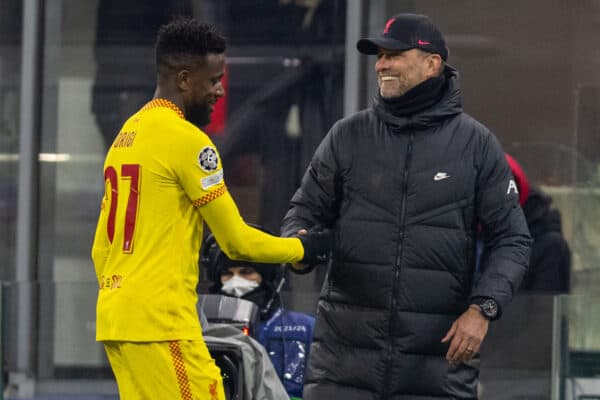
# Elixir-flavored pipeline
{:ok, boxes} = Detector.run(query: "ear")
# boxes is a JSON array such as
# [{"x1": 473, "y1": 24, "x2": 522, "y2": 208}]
[
  {"x1": 425, "y1": 54, "x2": 443, "y2": 78},
  {"x1": 176, "y1": 69, "x2": 192, "y2": 92}
]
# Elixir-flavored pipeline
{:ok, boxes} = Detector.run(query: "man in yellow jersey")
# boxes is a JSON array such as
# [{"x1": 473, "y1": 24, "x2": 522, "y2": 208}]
[{"x1": 91, "y1": 17, "x2": 329, "y2": 400}]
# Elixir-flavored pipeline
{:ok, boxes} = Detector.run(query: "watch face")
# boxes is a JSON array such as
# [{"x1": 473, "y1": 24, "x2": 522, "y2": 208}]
[{"x1": 481, "y1": 299, "x2": 498, "y2": 319}]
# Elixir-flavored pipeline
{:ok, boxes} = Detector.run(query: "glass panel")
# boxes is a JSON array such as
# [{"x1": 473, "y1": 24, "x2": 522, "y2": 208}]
[
  {"x1": 2, "y1": 281, "x2": 116, "y2": 397},
  {"x1": 478, "y1": 294, "x2": 555, "y2": 399},
  {"x1": 37, "y1": 0, "x2": 109, "y2": 381},
  {"x1": 0, "y1": 0, "x2": 22, "y2": 282},
  {"x1": 569, "y1": 84, "x2": 600, "y2": 300},
  {"x1": 553, "y1": 294, "x2": 600, "y2": 400}
]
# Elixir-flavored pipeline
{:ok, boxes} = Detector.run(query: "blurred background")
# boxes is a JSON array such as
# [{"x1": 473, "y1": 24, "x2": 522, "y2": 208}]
[{"x1": 1, "y1": 0, "x2": 600, "y2": 399}]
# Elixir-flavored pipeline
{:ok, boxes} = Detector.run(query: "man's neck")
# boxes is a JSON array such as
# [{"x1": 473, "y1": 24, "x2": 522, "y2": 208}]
[{"x1": 153, "y1": 87, "x2": 186, "y2": 117}]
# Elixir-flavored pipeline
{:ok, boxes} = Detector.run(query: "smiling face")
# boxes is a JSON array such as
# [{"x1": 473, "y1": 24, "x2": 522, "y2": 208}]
[
  {"x1": 375, "y1": 48, "x2": 442, "y2": 98},
  {"x1": 180, "y1": 53, "x2": 226, "y2": 127}
]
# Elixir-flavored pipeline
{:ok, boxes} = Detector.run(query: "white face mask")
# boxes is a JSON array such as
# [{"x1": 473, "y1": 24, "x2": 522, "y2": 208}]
[{"x1": 221, "y1": 275, "x2": 259, "y2": 297}]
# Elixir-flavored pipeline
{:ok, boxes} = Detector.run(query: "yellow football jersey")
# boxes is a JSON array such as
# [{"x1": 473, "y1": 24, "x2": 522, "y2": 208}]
[
  {"x1": 91, "y1": 99, "x2": 304, "y2": 342},
  {"x1": 92, "y1": 99, "x2": 228, "y2": 341}
]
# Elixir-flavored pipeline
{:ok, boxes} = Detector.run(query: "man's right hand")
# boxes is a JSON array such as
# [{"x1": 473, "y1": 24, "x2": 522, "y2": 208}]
[{"x1": 290, "y1": 229, "x2": 311, "y2": 273}]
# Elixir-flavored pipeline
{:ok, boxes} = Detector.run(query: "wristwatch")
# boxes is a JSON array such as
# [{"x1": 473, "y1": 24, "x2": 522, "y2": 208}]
[{"x1": 476, "y1": 298, "x2": 499, "y2": 320}]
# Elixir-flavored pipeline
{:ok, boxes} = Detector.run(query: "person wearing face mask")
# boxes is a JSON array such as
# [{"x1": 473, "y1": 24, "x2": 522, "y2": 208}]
[
  {"x1": 221, "y1": 269, "x2": 260, "y2": 297},
  {"x1": 216, "y1": 260, "x2": 279, "y2": 316},
  {"x1": 204, "y1": 231, "x2": 316, "y2": 400}
]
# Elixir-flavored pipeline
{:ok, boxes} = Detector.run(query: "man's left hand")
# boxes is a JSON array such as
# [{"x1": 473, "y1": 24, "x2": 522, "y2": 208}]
[{"x1": 441, "y1": 305, "x2": 489, "y2": 365}]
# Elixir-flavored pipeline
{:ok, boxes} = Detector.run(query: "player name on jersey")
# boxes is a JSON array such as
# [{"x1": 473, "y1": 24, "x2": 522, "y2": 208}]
[{"x1": 113, "y1": 131, "x2": 137, "y2": 148}]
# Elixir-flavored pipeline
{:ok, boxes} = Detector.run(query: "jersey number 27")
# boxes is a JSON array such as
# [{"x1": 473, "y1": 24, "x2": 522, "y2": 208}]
[{"x1": 104, "y1": 164, "x2": 141, "y2": 253}]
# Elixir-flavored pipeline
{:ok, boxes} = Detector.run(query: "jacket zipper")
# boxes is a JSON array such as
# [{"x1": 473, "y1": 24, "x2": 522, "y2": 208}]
[{"x1": 382, "y1": 132, "x2": 414, "y2": 399}]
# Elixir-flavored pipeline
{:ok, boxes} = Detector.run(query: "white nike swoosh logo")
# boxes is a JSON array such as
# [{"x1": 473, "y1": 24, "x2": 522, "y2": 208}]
[{"x1": 434, "y1": 172, "x2": 450, "y2": 181}]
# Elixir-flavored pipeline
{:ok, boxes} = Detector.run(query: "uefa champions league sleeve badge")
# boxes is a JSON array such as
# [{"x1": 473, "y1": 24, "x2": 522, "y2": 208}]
[{"x1": 198, "y1": 146, "x2": 219, "y2": 172}]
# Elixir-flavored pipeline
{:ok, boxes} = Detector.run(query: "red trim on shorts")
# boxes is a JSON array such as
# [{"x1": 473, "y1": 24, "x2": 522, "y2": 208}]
[{"x1": 169, "y1": 341, "x2": 193, "y2": 400}]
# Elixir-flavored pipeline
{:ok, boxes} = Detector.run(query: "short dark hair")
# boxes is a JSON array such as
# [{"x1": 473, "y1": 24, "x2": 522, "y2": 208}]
[{"x1": 155, "y1": 17, "x2": 226, "y2": 74}]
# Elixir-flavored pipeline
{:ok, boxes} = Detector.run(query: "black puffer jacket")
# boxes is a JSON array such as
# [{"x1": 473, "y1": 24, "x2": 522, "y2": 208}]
[{"x1": 281, "y1": 66, "x2": 531, "y2": 399}]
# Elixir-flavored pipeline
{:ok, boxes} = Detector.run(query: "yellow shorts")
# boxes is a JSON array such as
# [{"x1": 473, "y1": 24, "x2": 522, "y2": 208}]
[{"x1": 104, "y1": 340, "x2": 225, "y2": 400}]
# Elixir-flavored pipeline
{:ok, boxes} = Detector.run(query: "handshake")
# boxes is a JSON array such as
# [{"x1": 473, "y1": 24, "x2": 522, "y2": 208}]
[{"x1": 293, "y1": 226, "x2": 332, "y2": 274}]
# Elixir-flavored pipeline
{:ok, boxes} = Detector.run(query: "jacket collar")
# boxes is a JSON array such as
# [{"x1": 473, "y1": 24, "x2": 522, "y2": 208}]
[{"x1": 372, "y1": 65, "x2": 463, "y2": 131}]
